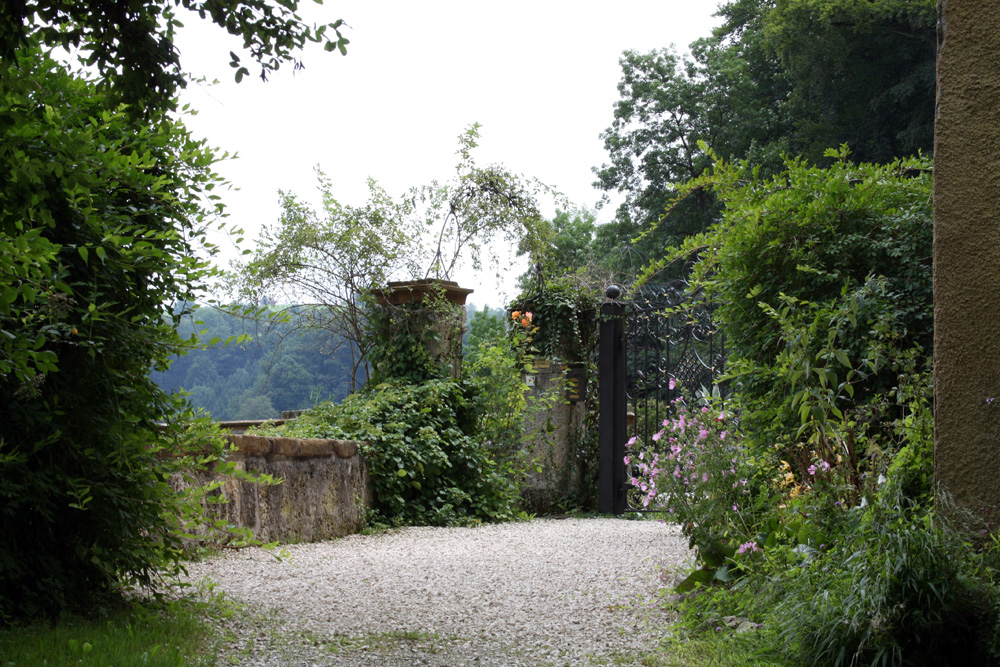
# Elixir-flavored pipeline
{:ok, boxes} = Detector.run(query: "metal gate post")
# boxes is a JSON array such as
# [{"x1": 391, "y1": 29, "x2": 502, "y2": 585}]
[{"x1": 598, "y1": 292, "x2": 626, "y2": 514}]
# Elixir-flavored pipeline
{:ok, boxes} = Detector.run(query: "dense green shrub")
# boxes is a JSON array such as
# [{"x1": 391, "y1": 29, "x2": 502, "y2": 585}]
[
  {"x1": 508, "y1": 273, "x2": 600, "y2": 363},
  {"x1": 681, "y1": 148, "x2": 933, "y2": 455},
  {"x1": 0, "y1": 49, "x2": 263, "y2": 620},
  {"x1": 774, "y1": 491, "x2": 1000, "y2": 667},
  {"x1": 638, "y1": 150, "x2": 1000, "y2": 664},
  {"x1": 367, "y1": 294, "x2": 465, "y2": 386},
  {"x1": 274, "y1": 379, "x2": 523, "y2": 526},
  {"x1": 462, "y1": 312, "x2": 530, "y2": 469}
]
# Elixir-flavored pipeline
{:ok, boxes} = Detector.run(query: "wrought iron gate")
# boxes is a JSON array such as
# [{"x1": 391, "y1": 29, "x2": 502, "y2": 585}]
[{"x1": 598, "y1": 280, "x2": 726, "y2": 514}]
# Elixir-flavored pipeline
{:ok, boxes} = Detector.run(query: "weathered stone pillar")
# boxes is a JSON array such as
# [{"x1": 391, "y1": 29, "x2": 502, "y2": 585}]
[
  {"x1": 934, "y1": 0, "x2": 1000, "y2": 512},
  {"x1": 369, "y1": 279, "x2": 473, "y2": 382},
  {"x1": 521, "y1": 359, "x2": 588, "y2": 513}
]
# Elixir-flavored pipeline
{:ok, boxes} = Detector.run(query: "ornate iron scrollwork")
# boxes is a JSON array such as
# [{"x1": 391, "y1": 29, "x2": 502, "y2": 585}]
[{"x1": 620, "y1": 277, "x2": 726, "y2": 512}]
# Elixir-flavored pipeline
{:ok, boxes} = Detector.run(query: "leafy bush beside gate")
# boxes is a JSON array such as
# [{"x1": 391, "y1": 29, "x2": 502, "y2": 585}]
[
  {"x1": 273, "y1": 378, "x2": 524, "y2": 527},
  {"x1": 627, "y1": 149, "x2": 1000, "y2": 664}
]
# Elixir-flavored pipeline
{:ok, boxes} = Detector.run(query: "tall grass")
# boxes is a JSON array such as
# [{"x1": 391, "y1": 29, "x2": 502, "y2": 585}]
[{"x1": 0, "y1": 598, "x2": 222, "y2": 667}]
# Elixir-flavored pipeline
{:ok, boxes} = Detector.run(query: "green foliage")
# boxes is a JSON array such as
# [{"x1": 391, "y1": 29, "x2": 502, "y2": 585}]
[
  {"x1": 683, "y1": 148, "x2": 933, "y2": 453},
  {"x1": 152, "y1": 305, "x2": 361, "y2": 420},
  {"x1": 367, "y1": 290, "x2": 465, "y2": 386},
  {"x1": 226, "y1": 171, "x2": 417, "y2": 392},
  {"x1": 275, "y1": 379, "x2": 522, "y2": 526},
  {"x1": 462, "y1": 304, "x2": 506, "y2": 367},
  {"x1": 628, "y1": 388, "x2": 764, "y2": 586},
  {"x1": 227, "y1": 124, "x2": 554, "y2": 388},
  {"x1": 462, "y1": 319, "x2": 532, "y2": 479},
  {"x1": 0, "y1": 48, "x2": 279, "y2": 621},
  {"x1": 509, "y1": 273, "x2": 600, "y2": 363},
  {"x1": 0, "y1": 48, "x2": 213, "y2": 619},
  {"x1": 0, "y1": 0, "x2": 349, "y2": 112},
  {"x1": 764, "y1": 0, "x2": 936, "y2": 163},
  {"x1": 641, "y1": 150, "x2": 1000, "y2": 666},
  {"x1": 516, "y1": 208, "x2": 600, "y2": 287},
  {"x1": 593, "y1": 0, "x2": 934, "y2": 258},
  {"x1": 592, "y1": 45, "x2": 754, "y2": 255},
  {"x1": 772, "y1": 492, "x2": 1000, "y2": 667},
  {"x1": 418, "y1": 123, "x2": 552, "y2": 281},
  {"x1": 0, "y1": 598, "x2": 223, "y2": 667}
]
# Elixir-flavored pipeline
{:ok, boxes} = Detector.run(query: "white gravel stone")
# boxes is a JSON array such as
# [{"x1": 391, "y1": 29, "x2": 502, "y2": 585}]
[{"x1": 186, "y1": 517, "x2": 693, "y2": 666}]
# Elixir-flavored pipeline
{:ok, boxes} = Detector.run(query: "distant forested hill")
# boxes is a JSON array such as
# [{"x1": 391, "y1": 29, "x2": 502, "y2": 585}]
[
  {"x1": 152, "y1": 306, "x2": 361, "y2": 421},
  {"x1": 153, "y1": 303, "x2": 505, "y2": 421}
]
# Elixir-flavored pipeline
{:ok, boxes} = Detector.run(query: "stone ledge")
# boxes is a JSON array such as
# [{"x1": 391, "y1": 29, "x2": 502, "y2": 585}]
[
  {"x1": 177, "y1": 433, "x2": 371, "y2": 544},
  {"x1": 227, "y1": 434, "x2": 362, "y2": 459}
]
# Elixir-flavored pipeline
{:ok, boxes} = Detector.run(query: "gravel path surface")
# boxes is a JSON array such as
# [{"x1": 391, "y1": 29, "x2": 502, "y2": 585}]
[{"x1": 187, "y1": 518, "x2": 693, "y2": 666}]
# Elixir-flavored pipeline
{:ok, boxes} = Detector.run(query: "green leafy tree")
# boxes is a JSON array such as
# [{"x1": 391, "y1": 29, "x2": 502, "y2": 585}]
[
  {"x1": 416, "y1": 123, "x2": 552, "y2": 281},
  {"x1": 0, "y1": 0, "x2": 343, "y2": 620},
  {"x1": 232, "y1": 124, "x2": 553, "y2": 388},
  {"x1": 0, "y1": 47, "x2": 233, "y2": 618},
  {"x1": 463, "y1": 305, "x2": 506, "y2": 367},
  {"x1": 517, "y1": 208, "x2": 599, "y2": 285},
  {"x1": 229, "y1": 172, "x2": 418, "y2": 391},
  {"x1": 592, "y1": 48, "x2": 729, "y2": 255},
  {"x1": 764, "y1": 0, "x2": 936, "y2": 163},
  {"x1": 679, "y1": 147, "x2": 933, "y2": 456},
  {"x1": 593, "y1": 0, "x2": 934, "y2": 263},
  {"x1": 0, "y1": 0, "x2": 349, "y2": 112},
  {"x1": 232, "y1": 394, "x2": 278, "y2": 421}
]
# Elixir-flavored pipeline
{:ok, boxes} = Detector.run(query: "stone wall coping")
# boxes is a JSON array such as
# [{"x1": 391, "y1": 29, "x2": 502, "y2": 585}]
[
  {"x1": 216, "y1": 419, "x2": 287, "y2": 434},
  {"x1": 226, "y1": 434, "x2": 364, "y2": 459}
]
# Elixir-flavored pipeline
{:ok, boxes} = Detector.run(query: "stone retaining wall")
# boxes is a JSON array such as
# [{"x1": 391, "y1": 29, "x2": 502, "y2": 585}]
[{"x1": 187, "y1": 434, "x2": 371, "y2": 544}]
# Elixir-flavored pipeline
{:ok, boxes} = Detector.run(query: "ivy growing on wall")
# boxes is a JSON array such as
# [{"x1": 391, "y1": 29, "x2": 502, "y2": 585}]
[{"x1": 509, "y1": 274, "x2": 600, "y2": 363}]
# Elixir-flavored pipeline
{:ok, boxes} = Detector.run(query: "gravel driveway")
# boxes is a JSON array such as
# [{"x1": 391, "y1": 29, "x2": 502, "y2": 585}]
[{"x1": 186, "y1": 517, "x2": 693, "y2": 666}]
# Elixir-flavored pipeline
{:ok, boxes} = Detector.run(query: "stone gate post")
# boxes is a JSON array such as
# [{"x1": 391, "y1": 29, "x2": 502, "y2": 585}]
[{"x1": 934, "y1": 0, "x2": 1000, "y2": 512}]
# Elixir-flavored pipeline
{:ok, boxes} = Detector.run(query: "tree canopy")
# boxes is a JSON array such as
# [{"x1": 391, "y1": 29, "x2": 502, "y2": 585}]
[
  {"x1": 592, "y1": 0, "x2": 936, "y2": 264},
  {"x1": 0, "y1": 0, "x2": 349, "y2": 112}
]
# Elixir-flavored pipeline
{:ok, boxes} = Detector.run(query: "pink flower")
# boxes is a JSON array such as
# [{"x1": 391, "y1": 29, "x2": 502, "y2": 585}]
[
  {"x1": 720, "y1": 431, "x2": 728, "y2": 440},
  {"x1": 808, "y1": 464, "x2": 817, "y2": 476},
  {"x1": 624, "y1": 456, "x2": 631, "y2": 465},
  {"x1": 652, "y1": 431, "x2": 662, "y2": 442},
  {"x1": 736, "y1": 541, "x2": 760, "y2": 555},
  {"x1": 702, "y1": 472, "x2": 709, "y2": 482},
  {"x1": 669, "y1": 377, "x2": 676, "y2": 390},
  {"x1": 626, "y1": 436, "x2": 637, "y2": 448}
]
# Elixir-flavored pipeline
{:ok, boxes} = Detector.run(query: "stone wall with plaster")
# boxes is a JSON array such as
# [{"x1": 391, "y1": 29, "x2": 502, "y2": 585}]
[
  {"x1": 934, "y1": 0, "x2": 1000, "y2": 512},
  {"x1": 521, "y1": 359, "x2": 587, "y2": 513},
  {"x1": 186, "y1": 434, "x2": 371, "y2": 544}
]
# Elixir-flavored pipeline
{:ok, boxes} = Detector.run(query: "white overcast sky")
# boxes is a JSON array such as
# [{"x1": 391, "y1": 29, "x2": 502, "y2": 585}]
[{"x1": 174, "y1": 1, "x2": 721, "y2": 308}]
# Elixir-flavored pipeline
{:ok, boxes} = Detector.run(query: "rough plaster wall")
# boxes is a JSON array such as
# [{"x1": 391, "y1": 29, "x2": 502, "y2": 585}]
[
  {"x1": 522, "y1": 361, "x2": 586, "y2": 512},
  {"x1": 934, "y1": 0, "x2": 1000, "y2": 510},
  {"x1": 180, "y1": 436, "x2": 371, "y2": 544}
]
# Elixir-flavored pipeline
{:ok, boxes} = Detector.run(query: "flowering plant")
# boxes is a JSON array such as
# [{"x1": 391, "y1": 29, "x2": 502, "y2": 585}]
[
  {"x1": 627, "y1": 380, "x2": 760, "y2": 563},
  {"x1": 508, "y1": 310, "x2": 539, "y2": 368}
]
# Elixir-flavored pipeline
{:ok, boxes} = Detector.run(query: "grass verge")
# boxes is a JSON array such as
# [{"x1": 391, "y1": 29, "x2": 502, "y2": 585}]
[{"x1": 0, "y1": 596, "x2": 226, "y2": 667}]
